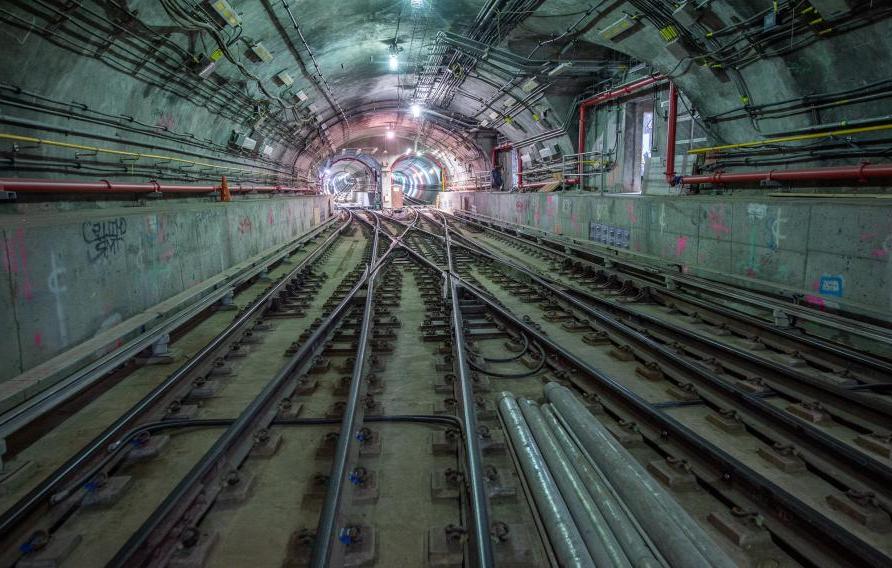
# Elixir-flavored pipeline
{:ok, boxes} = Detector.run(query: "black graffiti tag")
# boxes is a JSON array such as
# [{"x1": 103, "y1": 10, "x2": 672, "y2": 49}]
[{"x1": 82, "y1": 217, "x2": 127, "y2": 262}]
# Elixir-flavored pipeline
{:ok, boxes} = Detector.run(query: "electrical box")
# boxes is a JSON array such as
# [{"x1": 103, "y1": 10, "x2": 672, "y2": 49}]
[
  {"x1": 196, "y1": 56, "x2": 217, "y2": 79},
  {"x1": 231, "y1": 132, "x2": 257, "y2": 151},
  {"x1": 809, "y1": 0, "x2": 853, "y2": 16},
  {"x1": 295, "y1": 90, "x2": 309, "y2": 102},
  {"x1": 479, "y1": 119, "x2": 490, "y2": 128},
  {"x1": 250, "y1": 42, "x2": 274, "y2": 63},
  {"x1": 209, "y1": 0, "x2": 241, "y2": 27},
  {"x1": 275, "y1": 71, "x2": 294, "y2": 87},
  {"x1": 671, "y1": 2, "x2": 701, "y2": 29},
  {"x1": 521, "y1": 78, "x2": 539, "y2": 93},
  {"x1": 262, "y1": 144, "x2": 275, "y2": 158},
  {"x1": 600, "y1": 15, "x2": 636, "y2": 41},
  {"x1": 488, "y1": 111, "x2": 499, "y2": 121}
]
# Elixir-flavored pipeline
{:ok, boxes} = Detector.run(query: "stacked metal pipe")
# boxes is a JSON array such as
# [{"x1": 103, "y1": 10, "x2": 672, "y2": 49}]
[{"x1": 497, "y1": 385, "x2": 737, "y2": 568}]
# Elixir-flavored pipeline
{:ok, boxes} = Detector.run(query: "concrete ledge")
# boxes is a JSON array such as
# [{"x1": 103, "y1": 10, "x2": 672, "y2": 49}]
[
  {"x1": 1, "y1": 195, "x2": 332, "y2": 382},
  {"x1": 0, "y1": 214, "x2": 336, "y2": 417},
  {"x1": 439, "y1": 191, "x2": 892, "y2": 321}
]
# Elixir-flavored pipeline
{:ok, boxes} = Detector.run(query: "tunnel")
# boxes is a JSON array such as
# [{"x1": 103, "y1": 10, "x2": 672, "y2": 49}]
[{"x1": 1, "y1": 1, "x2": 891, "y2": 567}]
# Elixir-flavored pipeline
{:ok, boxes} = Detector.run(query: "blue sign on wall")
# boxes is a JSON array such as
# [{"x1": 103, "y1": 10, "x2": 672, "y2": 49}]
[{"x1": 818, "y1": 275, "x2": 844, "y2": 297}]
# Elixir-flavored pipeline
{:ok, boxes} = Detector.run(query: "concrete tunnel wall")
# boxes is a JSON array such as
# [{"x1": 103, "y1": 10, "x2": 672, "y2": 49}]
[
  {"x1": 1, "y1": 195, "x2": 332, "y2": 382},
  {"x1": 438, "y1": 192, "x2": 892, "y2": 319}
]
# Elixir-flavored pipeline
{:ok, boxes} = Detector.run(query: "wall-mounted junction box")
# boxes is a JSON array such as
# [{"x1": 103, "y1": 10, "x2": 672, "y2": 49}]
[
  {"x1": 249, "y1": 42, "x2": 274, "y2": 63},
  {"x1": 209, "y1": 0, "x2": 241, "y2": 27},
  {"x1": 809, "y1": 0, "x2": 853, "y2": 16},
  {"x1": 295, "y1": 90, "x2": 309, "y2": 102},
  {"x1": 261, "y1": 144, "x2": 275, "y2": 158},
  {"x1": 600, "y1": 15, "x2": 637, "y2": 41},
  {"x1": 231, "y1": 132, "x2": 257, "y2": 151},
  {"x1": 275, "y1": 71, "x2": 294, "y2": 87},
  {"x1": 521, "y1": 78, "x2": 539, "y2": 93}
]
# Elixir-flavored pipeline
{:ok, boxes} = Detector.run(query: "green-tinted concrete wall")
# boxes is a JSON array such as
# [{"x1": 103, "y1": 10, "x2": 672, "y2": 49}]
[
  {"x1": 0, "y1": 196, "x2": 331, "y2": 381},
  {"x1": 439, "y1": 191, "x2": 892, "y2": 319}
]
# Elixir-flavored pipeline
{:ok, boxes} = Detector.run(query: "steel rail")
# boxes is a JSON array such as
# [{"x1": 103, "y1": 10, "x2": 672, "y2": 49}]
[
  {"x1": 443, "y1": 226, "x2": 892, "y2": 495},
  {"x1": 448, "y1": 210, "x2": 892, "y2": 376},
  {"x1": 0, "y1": 216, "x2": 339, "y2": 440},
  {"x1": 444, "y1": 221, "x2": 495, "y2": 568},
  {"x1": 311, "y1": 211, "x2": 418, "y2": 566},
  {"x1": 364, "y1": 210, "x2": 495, "y2": 566},
  {"x1": 0, "y1": 214, "x2": 350, "y2": 543},
  {"x1": 310, "y1": 216, "x2": 383, "y2": 568},
  {"x1": 106, "y1": 214, "x2": 387, "y2": 567},
  {"x1": 454, "y1": 210, "x2": 892, "y2": 347},
  {"x1": 396, "y1": 228, "x2": 891, "y2": 567},
  {"x1": 442, "y1": 220, "x2": 892, "y2": 418}
]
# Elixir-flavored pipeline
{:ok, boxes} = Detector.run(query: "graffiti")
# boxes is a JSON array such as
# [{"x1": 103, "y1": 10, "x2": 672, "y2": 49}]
[
  {"x1": 156, "y1": 112, "x2": 175, "y2": 131},
  {"x1": 48, "y1": 251, "x2": 69, "y2": 346},
  {"x1": 625, "y1": 202, "x2": 638, "y2": 225},
  {"x1": 4, "y1": 226, "x2": 34, "y2": 300},
  {"x1": 589, "y1": 223, "x2": 630, "y2": 249},
  {"x1": 82, "y1": 217, "x2": 127, "y2": 262},
  {"x1": 238, "y1": 216, "x2": 253, "y2": 234},
  {"x1": 268, "y1": 207, "x2": 275, "y2": 226},
  {"x1": 818, "y1": 275, "x2": 844, "y2": 297},
  {"x1": 746, "y1": 203, "x2": 767, "y2": 221},
  {"x1": 706, "y1": 205, "x2": 731, "y2": 236},
  {"x1": 766, "y1": 210, "x2": 785, "y2": 251},
  {"x1": 675, "y1": 235, "x2": 689, "y2": 257}
]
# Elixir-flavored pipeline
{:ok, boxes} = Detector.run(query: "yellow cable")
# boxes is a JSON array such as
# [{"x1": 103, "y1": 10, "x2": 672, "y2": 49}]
[
  {"x1": 0, "y1": 133, "x2": 259, "y2": 175},
  {"x1": 688, "y1": 123, "x2": 892, "y2": 155}
]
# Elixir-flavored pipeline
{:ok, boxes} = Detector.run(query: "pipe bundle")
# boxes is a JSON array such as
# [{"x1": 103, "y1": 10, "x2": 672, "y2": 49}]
[{"x1": 497, "y1": 384, "x2": 736, "y2": 568}]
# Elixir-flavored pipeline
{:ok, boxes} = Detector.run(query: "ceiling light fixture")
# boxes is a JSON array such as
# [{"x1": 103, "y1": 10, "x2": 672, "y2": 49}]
[
  {"x1": 410, "y1": 103, "x2": 422, "y2": 118},
  {"x1": 411, "y1": 0, "x2": 423, "y2": 7},
  {"x1": 388, "y1": 53, "x2": 399, "y2": 71},
  {"x1": 386, "y1": 130, "x2": 395, "y2": 139}
]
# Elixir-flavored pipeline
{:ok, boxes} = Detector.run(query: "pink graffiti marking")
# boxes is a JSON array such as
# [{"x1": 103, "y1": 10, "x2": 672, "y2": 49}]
[
  {"x1": 238, "y1": 217, "x2": 253, "y2": 234},
  {"x1": 34, "y1": 332, "x2": 42, "y2": 347},
  {"x1": 626, "y1": 203, "x2": 638, "y2": 225},
  {"x1": 5, "y1": 227, "x2": 34, "y2": 300},
  {"x1": 860, "y1": 231, "x2": 879, "y2": 242},
  {"x1": 804, "y1": 294, "x2": 827, "y2": 311},
  {"x1": 675, "y1": 235, "x2": 688, "y2": 257},
  {"x1": 267, "y1": 208, "x2": 275, "y2": 226},
  {"x1": 160, "y1": 247, "x2": 175, "y2": 262},
  {"x1": 872, "y1": 248, "x2": 889, "y2": 259},
  {"x1": 707, "y1": 206, "x2": 731, "y2": 236}
]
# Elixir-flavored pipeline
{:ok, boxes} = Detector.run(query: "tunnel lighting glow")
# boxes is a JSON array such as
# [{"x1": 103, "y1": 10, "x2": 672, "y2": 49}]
[
  {"x1": 388, "y1": 54, "x2": 398, "y2": 71},
  {"x1": 410, "y1": 103, "x2": 422, "y2": 118},
  {"x1": 324, "y1": 168, "x2": 332, "y2": 175},
  {"x1": 386, "y1": 130, "x2": 395, "y2": 139},
  {"x1": 411, "y1": 0, "x2": 423, "y2": 7},
  {"x1": 416, "y1": 151, "x2": 423, "y2": 156},
  {"x1": 406, "y1": 147, "x2": 412, "y2": 154},
  {"x1": 429, "y1": 168, "x2": 436, "y2": 174}
]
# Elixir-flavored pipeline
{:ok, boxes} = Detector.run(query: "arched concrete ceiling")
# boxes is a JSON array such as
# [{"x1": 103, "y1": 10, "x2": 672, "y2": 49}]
[{"x1": 2, "y1": 1, "x2": 890, "y2": 201}]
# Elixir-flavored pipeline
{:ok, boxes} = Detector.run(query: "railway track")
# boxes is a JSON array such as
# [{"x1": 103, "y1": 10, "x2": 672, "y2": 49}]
[{"x1": 0, "y1": 208, "x2": 889, "y2": 567}]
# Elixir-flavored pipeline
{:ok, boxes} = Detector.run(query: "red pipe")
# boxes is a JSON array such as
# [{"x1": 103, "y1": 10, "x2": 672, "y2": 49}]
[
  {"x1": 577, "y1": 75, "x2": 666, "y2": 178},
  {"x1": 517, "y1": 152, "x2": 523, "y2": 189},
  {"x1": 490, "y1": 142, "x2": 512, "y2": 166},
  {"x1": 665, "y1": 82, "x2": 678, "y2": 184},
  {"x1": 678, "y1": 163, "x2": 892, "y2": 185},
  {"x1": 0, "y1": 178, "x2": 313, "y2": 195},
  {"x1": 491, "y1": 142, "x2": 519, "y2": 189}
]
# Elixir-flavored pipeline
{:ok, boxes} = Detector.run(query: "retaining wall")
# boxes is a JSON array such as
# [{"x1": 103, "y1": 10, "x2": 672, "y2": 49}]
[
  {"x1": 438, "y1": 191, "x2": 892, "y2": 319},
  {"x1": 0, "y1": 195, "x2": 332, "y2": 381}
]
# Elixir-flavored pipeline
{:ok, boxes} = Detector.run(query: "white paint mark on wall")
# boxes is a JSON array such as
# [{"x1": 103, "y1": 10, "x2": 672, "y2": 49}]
[
  {"x1": 47, "y1": 251, "x2": 69, "y2": 346},
  {"x1": 747, "y1": 203, "x2": 767, "y2": 221},
  {"x1": 659, "y1": 203, "x2": 667, "y2": 233}
]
